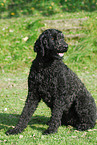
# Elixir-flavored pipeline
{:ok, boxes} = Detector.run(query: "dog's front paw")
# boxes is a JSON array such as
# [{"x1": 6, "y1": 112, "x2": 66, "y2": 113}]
[
  {"x1": 43, "y1": 129, "x2": 50, "y2": 135},
  {"x1": 46, "y1": 120, "x2": 50, "y2": 126},
  {"x1": 43, "y1": 128, "x2": 57, "y2": 135},
  {"x1": 6, "y1": 128, "x2": 21, "y2": 135}
]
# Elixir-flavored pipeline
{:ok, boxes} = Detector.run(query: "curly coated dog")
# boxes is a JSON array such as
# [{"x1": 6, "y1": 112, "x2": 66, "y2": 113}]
[{"x1": 6, "y1": 29, "x2": 96, "y2": 135}]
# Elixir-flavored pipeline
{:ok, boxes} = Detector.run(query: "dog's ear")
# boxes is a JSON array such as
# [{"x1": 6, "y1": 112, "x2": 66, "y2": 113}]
[
  {"x1": 34, "y1": 35, "x2": 47, "y2": 57},
  {"x1": 34, "y1": 38, "x2": 40, "y2": 53}
]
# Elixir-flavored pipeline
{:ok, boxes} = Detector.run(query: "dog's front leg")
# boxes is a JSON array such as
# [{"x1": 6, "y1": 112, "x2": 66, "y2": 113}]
[
  {"x1": 6, "y1": 92, "x2": 40, "y2": 135},
  {"x1": 43, "y1": 99, "x2": 64, "y2": 135}
]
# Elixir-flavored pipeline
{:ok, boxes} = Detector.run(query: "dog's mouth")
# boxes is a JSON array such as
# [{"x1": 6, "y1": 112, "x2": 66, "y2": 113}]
[
  {"x1": 58, "y1": 53, "x2": 64, "y2": 57},
  {"x1": 57, "y1": 44, "x2": 68, "y2": 57}
]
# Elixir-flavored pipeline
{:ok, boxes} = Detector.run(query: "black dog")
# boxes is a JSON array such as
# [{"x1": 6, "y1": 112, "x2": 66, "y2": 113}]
[{"x1": 6, "y1": 29, "x2": 96, "y2": 135}]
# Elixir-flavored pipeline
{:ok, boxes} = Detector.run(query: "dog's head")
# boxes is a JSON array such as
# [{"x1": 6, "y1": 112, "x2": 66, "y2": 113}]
[{"x1": 34, "y1": 29, "x2": 68, "y2": 58}]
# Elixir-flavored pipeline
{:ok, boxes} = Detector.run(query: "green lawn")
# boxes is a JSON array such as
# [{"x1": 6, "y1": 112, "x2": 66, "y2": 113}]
[{"x1": 0, "y1": 1, "x2": 97, "y2": 144}]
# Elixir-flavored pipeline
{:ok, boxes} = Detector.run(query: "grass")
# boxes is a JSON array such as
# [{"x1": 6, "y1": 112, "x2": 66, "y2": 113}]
[
  {"x1": 0, "y1": 0, "x2": 97, "y2": 18},
  {"x1": 0, "y1": 1, "x2": 97, "y2": 144},
  {"x1": 0, "y1": 11, "x2": 97, "y2": 72}
]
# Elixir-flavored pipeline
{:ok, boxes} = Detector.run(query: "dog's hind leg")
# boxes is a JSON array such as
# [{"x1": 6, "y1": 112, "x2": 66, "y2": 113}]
[{"x1": 74, "y1": 94, "x2": 96, "y2": 131}]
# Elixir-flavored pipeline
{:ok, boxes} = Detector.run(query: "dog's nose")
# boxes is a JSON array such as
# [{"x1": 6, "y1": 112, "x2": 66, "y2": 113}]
[{"x1": 64, "y1": 44, "x2": 68, "y2": 52}]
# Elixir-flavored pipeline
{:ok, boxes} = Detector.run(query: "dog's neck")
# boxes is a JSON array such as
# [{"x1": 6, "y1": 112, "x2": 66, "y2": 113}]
[
  {"x1": 32, "y1": 54, "x2": 63, "y2": 72},
  {"x1": 36, "y1": 53, "x2": 62, "y2": 62}
]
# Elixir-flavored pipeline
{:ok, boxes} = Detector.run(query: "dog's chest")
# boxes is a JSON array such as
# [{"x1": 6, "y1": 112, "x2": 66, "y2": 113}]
[
  {"x1": 37, "y1": 67, "x2": 57, "y2": 90},
  {"x1": 33, "y1": 66, "x2": 57, "y2": 103}
]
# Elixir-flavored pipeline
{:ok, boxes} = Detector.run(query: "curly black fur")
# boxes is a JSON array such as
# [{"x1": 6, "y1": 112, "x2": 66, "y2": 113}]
[{"x1": 6, "y1": 29, "x2": 96, "y2": 135}]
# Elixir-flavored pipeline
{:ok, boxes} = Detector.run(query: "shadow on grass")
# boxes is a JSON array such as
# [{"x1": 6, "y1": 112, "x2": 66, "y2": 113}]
[{"x1": 0, "y1": 113, "x2": 49, "y2": 132}]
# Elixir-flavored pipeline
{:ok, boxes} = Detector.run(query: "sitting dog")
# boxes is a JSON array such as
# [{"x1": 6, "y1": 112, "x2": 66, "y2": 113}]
[{"x1": 6, "y1": 29, "x2": 96, "y2": 135}]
